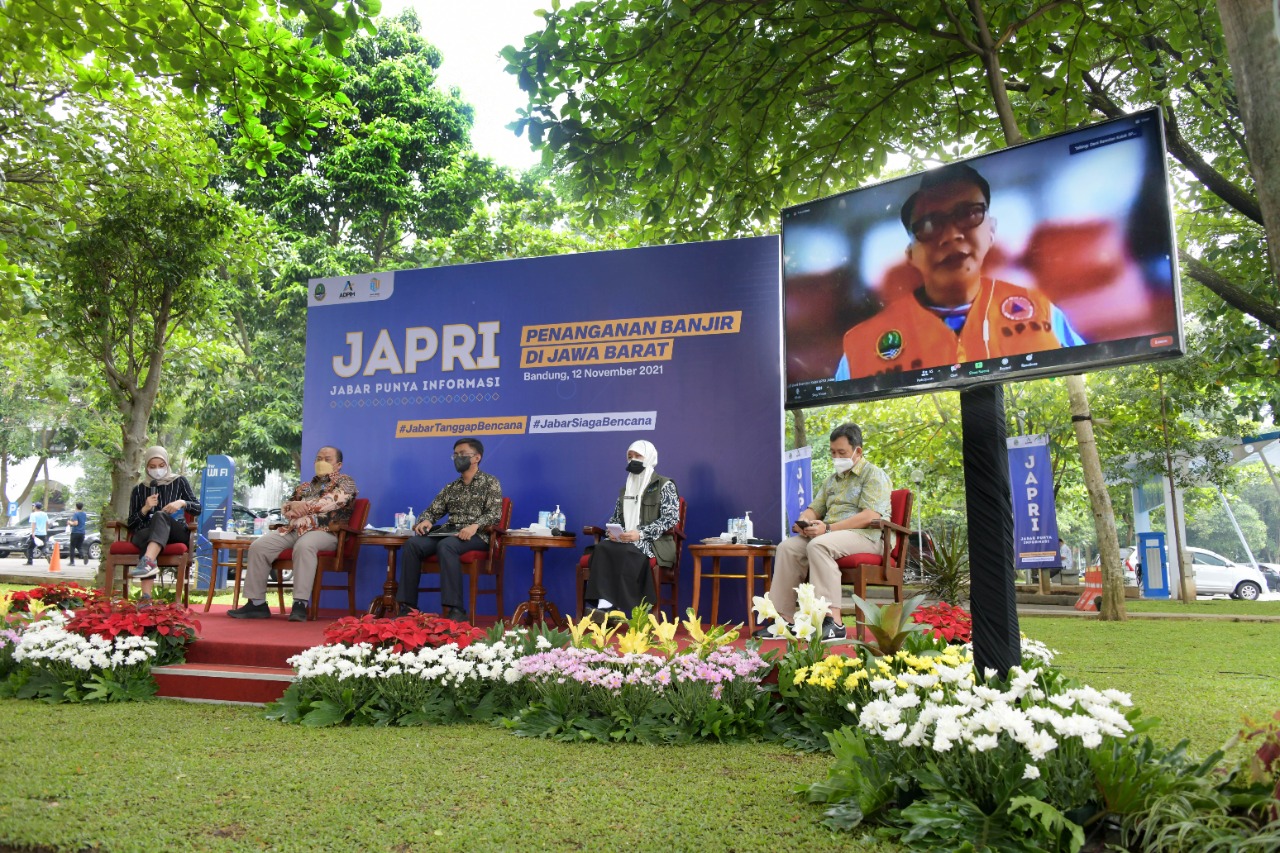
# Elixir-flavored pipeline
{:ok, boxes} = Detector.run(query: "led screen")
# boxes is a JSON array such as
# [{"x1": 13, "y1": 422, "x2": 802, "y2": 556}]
[{"x1": 782, "y1": 108, "x2": 1183, "y2": 408}]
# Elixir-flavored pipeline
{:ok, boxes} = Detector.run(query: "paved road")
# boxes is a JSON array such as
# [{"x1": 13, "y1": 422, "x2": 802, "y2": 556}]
[{"x1": 0, "y1": 553, "x2": 97, "y2": 584}]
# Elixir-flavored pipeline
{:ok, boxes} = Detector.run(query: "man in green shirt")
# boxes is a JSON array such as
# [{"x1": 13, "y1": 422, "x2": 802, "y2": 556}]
[{"x1": 767, "y1": 423, "x2": 892, "y2": 641}]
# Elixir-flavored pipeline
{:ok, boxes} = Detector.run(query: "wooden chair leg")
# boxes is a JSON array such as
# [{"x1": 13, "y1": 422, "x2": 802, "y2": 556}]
[{"x1": 467, "y1": 567, "x2": 478, "y2": 625}]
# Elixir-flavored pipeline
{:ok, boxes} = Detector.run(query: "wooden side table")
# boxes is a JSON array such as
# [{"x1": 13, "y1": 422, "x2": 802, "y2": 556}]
[
  {"x1": 204, "y1": 536, "x2": 287, "y2": 615},
  {"x1": 689, "y1": 542, "x2": 776, "y2": 634},
  {"x1": 358, "y1": 531, "x2": 412, "y2": 617},
  {"x1": 504, "y1": 532, "x2": 576, "y2": 628}
]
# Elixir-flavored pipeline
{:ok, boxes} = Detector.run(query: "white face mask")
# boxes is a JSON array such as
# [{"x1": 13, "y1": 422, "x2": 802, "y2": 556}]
[
  {"x1": 147, "y1": 466, "x2": 168, "y2": 480},
  {"x1": 832, "y1": 458, "x2": 854, "y2": 474}
]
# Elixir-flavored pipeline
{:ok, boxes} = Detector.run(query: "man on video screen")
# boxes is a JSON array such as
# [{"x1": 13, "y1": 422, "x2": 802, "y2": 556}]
[{"x1": 836, "y1": 163, "x2": 1084, "y2": 380}]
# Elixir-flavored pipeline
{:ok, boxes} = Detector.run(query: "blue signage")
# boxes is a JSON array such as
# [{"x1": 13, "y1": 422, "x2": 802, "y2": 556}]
[
  {"x1": 197, "y1": 455, "x2": 236, "y2": 590},
  {"x1": 302, "y1": 238, "x2": 785, "y2": 619},
  {"x1": 1006, "y1": 434, "x2": 1059, "y2": 570},
  {"x1": 783, "y1": 447, "x2": 813, "y2": 534}
]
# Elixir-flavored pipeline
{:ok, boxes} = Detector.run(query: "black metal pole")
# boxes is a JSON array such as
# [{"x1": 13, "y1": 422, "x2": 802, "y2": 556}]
[{"x1": 960, "y1": 384, "x2": 1020, "y2": 677}]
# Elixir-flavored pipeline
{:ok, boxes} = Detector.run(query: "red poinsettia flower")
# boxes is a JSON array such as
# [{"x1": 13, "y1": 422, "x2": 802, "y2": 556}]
[
  {"x1": 322, "y1": 612, "x2": 484, "y2": 652},
  {"x1": 912, "y1": 601, "x2": 973, "y2": 644}
]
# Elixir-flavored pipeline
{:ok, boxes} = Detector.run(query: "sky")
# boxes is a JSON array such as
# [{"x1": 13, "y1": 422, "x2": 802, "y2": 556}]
[{"x1": 380, "y1": 0, "x2": 550, "y2": 170}]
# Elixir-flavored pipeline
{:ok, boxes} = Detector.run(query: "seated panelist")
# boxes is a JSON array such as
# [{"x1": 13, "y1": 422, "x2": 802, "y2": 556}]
[
  {"x1": 583, "y1": 440, "x2": 680, "y2": 619},
  {"x1": 229, "y1": 445, "x2": 358, "y2": 622},
  {"x1": 396, "y1": 437, "x2": 504, "y2": 622}
]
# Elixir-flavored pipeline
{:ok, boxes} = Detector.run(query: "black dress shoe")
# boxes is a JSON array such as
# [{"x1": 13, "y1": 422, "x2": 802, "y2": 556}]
[
  {"x1": 444, "y1": 605, "x2": 468, "y2": 622},
  {"x1": 395, "y1": 601, "x2": 414, "y2": 618},
  {"x1": 228, "y1": 600, "x2": 270, "y2": 619},
  {"x1": 289, "y1": 601, "x2": 308, "y2": 622}
]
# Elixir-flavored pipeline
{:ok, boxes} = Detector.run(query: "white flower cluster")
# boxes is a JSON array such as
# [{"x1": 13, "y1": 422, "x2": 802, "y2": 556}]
[
  {"x1": 753, "y1": 582, "x2": 831, "y2": 642},
  {"x1": 854, "y1": 657, "x2": 1134, "y2": 768},
  {"x1": 13, "y1": 613, "x2": 157, "y2": 671},
  {"x1": 288, "y1": 640, "x2": 524, "y2": 686}
]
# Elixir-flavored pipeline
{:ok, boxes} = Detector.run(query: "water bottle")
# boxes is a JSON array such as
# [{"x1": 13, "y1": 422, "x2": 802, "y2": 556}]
[{"x1": 551, "y1": 505, "x2": 565, "y2": 532}]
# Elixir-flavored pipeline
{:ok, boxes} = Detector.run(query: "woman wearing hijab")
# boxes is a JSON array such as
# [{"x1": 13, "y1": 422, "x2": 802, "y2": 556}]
[
  {"x1": 583, "y1": 440, "x2": 680, "y2": 619},
  {"x1": 126, "y1": 445, "x2": 201, "y2": 602}
]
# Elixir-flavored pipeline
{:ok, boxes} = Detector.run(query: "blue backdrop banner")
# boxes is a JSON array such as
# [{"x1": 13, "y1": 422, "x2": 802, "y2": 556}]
[
  {"x1": 1006, "y1": 434, "x2": 1059, "y2": 569},
  {"x1": 304, "y1": 237, "x2": 783, "y2": 619}
]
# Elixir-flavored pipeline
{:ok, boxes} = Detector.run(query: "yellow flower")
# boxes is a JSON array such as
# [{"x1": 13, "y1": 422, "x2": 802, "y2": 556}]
[
  {"x1": 565, "y1": 615, "x2": 592, "y2": 648},
  {"x1": 617, "y1": 629, "x2": 652, "y2": 655},
  {"x1": 0, "y1": 593, "x2": 10, "y2": 618}
]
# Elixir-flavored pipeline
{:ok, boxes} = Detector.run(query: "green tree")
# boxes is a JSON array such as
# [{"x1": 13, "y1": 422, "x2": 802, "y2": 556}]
[
  {"x1": 44, "y1": 180, "x2": 255, "y2": 520},
  {"x1": 0, "y1": 2, "x2": 381, "y2": 310},
  {"x1": 187, "y1": 11, "x2": 561, "y2": 479}
]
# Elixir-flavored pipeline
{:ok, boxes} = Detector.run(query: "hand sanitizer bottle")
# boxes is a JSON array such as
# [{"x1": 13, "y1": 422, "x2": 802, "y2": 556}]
[
  {"x1": 551, "y1": 505, "x2": 565, "y2": 531},
  {"x1": 743, "y1": 511, "x2": 753, "y2": 541}
]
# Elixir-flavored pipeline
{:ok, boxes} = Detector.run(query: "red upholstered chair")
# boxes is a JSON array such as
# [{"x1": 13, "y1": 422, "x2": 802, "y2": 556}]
[
  {"x1": 835, "y1": 489, "x2": 913, "y2": 630},
  {"x1": 271, "y1": 497, "x2": 371, "y2": 621},
  {"x1": 416, "y1": 497, "x2": 511, "y2": 624},
  {"x1": 102, "y1": 512, "x2": 198, "y2": 604},
  {"x1": 577, "y1": 496, "x2": 687, "y2": 620}
]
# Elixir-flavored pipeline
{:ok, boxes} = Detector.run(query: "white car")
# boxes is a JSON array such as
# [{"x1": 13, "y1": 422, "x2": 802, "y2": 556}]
[{"x1": 1127, "y1": 545, "x2": 1269, "y2": 600}]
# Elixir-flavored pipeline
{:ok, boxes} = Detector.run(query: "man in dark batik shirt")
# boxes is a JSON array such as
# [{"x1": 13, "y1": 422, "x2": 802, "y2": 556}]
[{"x1": 397, "y1": 437, "x2": 504, "y2": 622}]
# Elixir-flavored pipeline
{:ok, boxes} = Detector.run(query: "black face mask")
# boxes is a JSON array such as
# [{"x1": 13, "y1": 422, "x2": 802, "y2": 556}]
[
  {"x1": 453, "y1": 455, "x2": 472, "y2": 473},
  {"x1": 626, "y1": 459, "x2": 645, "y2": 475}
]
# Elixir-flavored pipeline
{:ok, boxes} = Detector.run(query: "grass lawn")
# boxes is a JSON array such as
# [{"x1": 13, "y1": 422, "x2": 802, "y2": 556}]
[
  {"x1": 1020, "y1": 616, "x2": 1280, "y2": 757},
  {"x1": 1124, "y1": 597, "x2": 1280, "y2": 617},
  {"x1": 0, "y1": 702, "x2": 885, "y2": 853}
]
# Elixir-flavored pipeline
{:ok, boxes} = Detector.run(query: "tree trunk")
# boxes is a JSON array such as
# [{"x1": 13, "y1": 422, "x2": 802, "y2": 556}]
[
  {"x1": 1067, "y1": 374, "x2": 1126, "y2": 619},
  {"x1": 791, "y1": 409, "x2": 806, "y2": 450},
  {"x1": 968, "y1": 0, "x2": 1126, "y2": 619},
  {"x1": 1217, "y1": 0, "x2": 1280, "y2": 291}
]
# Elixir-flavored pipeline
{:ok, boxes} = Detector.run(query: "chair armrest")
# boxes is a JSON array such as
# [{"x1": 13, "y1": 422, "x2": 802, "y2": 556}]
[
  {"x1": 105, "y1": 520, "x2": 130, "y2": 541},
  {"x1": 878, "y1": 519, "x2": 911, "y2": 538},
  {"x1": 582, "y1": 525, "x2": 605, "y2": 543}
]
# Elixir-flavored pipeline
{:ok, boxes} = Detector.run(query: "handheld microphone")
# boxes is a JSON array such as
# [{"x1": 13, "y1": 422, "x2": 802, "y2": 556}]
[{"x1": 550, "y1": 528, "x2": 574, "y2": 537}]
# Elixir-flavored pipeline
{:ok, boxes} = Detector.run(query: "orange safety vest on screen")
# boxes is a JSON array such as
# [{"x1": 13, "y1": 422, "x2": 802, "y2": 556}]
[{"x1": 842, "y1": 278, "x2": 1060, "y2": 378}]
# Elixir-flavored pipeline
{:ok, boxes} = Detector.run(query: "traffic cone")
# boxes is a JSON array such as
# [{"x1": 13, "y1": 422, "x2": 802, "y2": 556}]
[{"x1": 48, "y1": 541, "x2": 61, "y2": 573}]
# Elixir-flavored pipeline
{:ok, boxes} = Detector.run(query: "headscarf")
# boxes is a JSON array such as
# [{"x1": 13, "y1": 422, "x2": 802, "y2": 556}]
[
  {"x1": 622, "y1": 440, "x2": 658, "y2": 531},
  {"x1": 140, "y1": 445, "x2": 180, "y2": 486}
]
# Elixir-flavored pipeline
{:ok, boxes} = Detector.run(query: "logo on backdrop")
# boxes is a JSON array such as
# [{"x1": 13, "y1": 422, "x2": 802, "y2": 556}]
[
  {"x1": 309, "y1": 271, "x2": 395, "y2": 307},
  {"x1": 1006, "y1": 434, "x2": 1059, "y2": 568}
]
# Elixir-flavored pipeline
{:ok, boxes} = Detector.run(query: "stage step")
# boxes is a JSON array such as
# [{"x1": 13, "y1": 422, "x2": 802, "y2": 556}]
[{"x1": 153, "y1": 662, "x2": 296, "y2": 705}]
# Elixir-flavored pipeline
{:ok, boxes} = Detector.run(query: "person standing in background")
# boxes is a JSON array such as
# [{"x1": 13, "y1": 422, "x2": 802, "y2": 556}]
[{"x1": 68, "y1": 501, "x2": 89, "y2": 565}]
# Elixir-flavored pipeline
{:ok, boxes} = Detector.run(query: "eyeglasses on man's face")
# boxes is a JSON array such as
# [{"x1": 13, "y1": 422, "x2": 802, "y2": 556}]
[{"x1": 910, "y1": 202, "x2": 988, "y2": 243}]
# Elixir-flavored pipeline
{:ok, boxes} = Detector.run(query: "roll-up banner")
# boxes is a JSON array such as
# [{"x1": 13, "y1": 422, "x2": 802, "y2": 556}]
[{"x1": 1006, "y1": 434, "x2": 1059, "y2": 570}]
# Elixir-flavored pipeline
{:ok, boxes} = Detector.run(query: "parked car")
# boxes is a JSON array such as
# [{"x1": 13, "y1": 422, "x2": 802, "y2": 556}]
[
  {"x1": 1256, "y1": 562, "x2": 1280, "y2": 593},
  {"x1": 51, "y1": 526, "x2": 102, "y2": 561},
  {"x1": 1124, "y1": 544, "x2": 1268, "y2": 600},
  {"x1": 0, "y1": 524, "x2": 30, "y2": 557}
]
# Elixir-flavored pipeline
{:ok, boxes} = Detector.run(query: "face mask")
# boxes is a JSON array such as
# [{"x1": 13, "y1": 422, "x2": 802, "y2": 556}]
[
  {"x1": 314, "y1": 460, "x2": 334, "y2": 477},
  {"x1": 453, "y1": 455, "x2": 472, "y2": 473},
  {"x1": 147, "y1": 466, "x2": 168, "y2": 480},
  {"x1": 626, "y1": 459, "x2": 645, "y2": 475},
  {"x1": 832, "y1": 458, "x2": 854, "y2": 474}
]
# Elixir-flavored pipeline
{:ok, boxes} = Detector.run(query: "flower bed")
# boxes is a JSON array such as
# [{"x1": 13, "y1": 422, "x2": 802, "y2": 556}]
[
  {"x1": 266, "y1": 616, "x2": 546, "y2": 727},
  {"x1": 2, "y1": 588, "x2": 201, "y2": 701},
  {"x1": 509, "y1": 643, "x2": 772, "y2": 744},
  {"x1": 7, "y1": 610, "x2": 160, "y2": 702}
]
